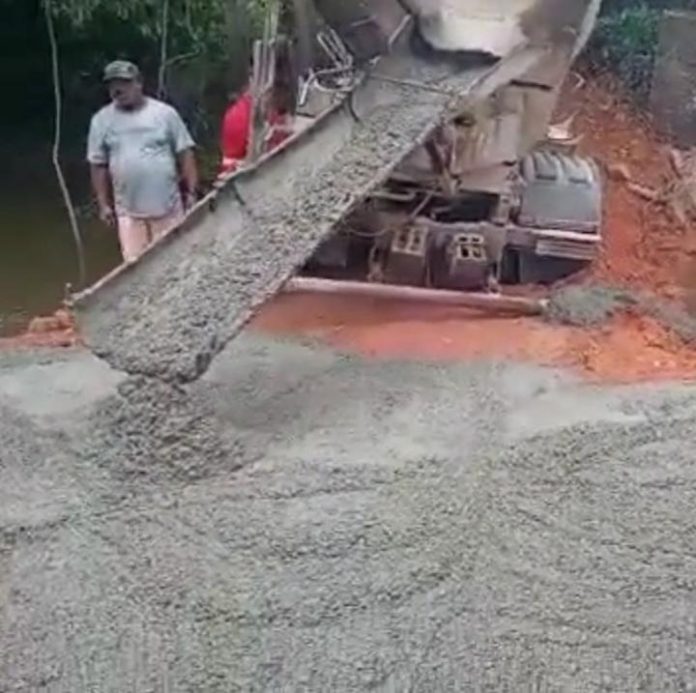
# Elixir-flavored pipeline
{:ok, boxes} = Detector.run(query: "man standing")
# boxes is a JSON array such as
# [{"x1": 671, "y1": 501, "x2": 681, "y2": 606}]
[{"x1": 87, "y1": 60, "x2": 198, "y2": 262}]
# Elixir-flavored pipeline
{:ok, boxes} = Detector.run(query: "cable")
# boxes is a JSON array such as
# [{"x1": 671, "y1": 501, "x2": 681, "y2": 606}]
[
  {"x1": 157, "y1": 0, "x2": 170, "y2": 98},
  {"x1": 44, "y1": 0, "x2": 86, "y2": 287}
]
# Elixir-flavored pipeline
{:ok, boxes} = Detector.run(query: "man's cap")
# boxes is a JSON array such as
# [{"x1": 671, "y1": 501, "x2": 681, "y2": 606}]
[{"x1": 103, "y1": 60, "x2": 141, "y2": 82}]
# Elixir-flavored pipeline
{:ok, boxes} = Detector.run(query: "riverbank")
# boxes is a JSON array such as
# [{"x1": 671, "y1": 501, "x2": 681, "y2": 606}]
[
  {"x1": 0, "y1": 137, "x2": 120, "y2": 336},
  {"x1": 0, "y1": 136, "x2": 220, "y2": 338}
]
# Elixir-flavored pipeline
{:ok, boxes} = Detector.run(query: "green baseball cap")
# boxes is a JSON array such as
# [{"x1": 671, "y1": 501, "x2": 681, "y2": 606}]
[{"x1": 103, "y1": 60, "x2": 141, "y2": 82}]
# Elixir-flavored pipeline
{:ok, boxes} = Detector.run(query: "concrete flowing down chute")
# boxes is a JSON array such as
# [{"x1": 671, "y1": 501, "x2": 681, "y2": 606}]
[{"x1": 69, "y1": 0, "x2": 603, "y2": 383}]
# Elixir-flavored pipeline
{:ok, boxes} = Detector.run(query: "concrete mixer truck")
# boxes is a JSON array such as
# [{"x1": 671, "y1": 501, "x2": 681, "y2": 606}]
[{"x1": 303, "y1": 0, "x2": 604, "y2": 290}]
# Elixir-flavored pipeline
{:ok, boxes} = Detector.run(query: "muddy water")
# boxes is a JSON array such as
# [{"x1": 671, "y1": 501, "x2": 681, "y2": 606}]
[{"x1": 1, "y1": 141, "x2": 121, "y2": 336}]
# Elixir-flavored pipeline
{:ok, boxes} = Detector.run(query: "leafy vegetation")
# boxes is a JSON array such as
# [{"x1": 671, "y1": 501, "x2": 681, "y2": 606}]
[
  {"x1": 588, "y1": 0, "x2": 696, "y2": 102},
  {"x1": 58, "y1": 0, "x2": 271, "y2": 141},
  {"x1": 1, "y1": 0, "x2": 269, "y2": 148},
  {"x1": 4, "y1": 0, "x2": 695, "y2": 159}
]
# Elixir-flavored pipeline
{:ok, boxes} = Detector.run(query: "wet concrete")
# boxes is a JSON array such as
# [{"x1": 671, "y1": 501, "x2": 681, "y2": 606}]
[
  {"x1": 546, "y1": 284, "x2": 637, "y2": 326},
  {"x1": 3, "y1": 334, "x2": 696, "y2": 690},
  {"x1": 641, "y1": 294, "x2": 696, "y2": 344},
  {"x1": 547, "y1": 283, "x2": 696, "y2": 344}
]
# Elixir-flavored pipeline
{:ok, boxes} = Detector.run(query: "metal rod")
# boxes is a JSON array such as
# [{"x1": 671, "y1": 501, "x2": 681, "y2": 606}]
[
  {"x1": 284, "y1": 277, "x2": 547, "y2": 316},
  {"x1": 367, "y1": 72, "x2": 457, "y2": 96}
]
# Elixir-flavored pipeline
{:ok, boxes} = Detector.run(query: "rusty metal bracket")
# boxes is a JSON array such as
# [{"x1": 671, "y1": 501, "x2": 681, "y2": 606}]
[
  {"x1": 384, "y1": 225, "x2": 429, "y2": 285},
  {"x1": 441, "y1": 233, "x2": 489, "y2": 291}
]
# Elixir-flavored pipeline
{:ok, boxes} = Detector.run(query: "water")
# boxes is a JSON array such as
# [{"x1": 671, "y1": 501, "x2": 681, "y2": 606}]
[
  {"x1": 1, "y1": 140, "x2": 123, "y2": 336},
  {"x1": 1, "y1": 133, "x2": 221, "y2": 337}
]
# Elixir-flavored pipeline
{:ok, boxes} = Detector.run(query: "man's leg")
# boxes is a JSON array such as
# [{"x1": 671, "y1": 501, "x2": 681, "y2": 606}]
[
  {"x1": 148, "y1": 206, "x2": 185, "y2": 243},
  {"x1": 117, "y1": 215, "x2": 150, "y2": 262}
]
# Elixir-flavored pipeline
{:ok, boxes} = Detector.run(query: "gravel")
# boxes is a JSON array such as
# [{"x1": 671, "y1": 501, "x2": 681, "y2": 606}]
[
  {"x1": 3, "y1": 335, "x2": 696, "y2": 690},
  {"x1": 641, "y1": 293, "x2": 696, "y2": 343},
  {"x1": 545, "y1": 284, "x2": 637, "y2": 326},
  {"x1": 547, "y1": 283, "x2": 696, "y2": 346}
]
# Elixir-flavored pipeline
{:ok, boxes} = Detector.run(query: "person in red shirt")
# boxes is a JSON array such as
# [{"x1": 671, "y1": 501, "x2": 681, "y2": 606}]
[{"x1": 219, "y1": 82, "x2": 294, "y2": 175}]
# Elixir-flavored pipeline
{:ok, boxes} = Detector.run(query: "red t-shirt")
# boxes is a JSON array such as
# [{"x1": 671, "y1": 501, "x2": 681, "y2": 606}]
[{"x1": 220, "y1": 91, "x2": 291, "y2": 174}]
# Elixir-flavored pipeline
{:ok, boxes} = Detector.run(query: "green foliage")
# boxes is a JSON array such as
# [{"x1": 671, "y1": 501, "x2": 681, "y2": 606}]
[
  {"x1": 588, "y1": 2, "x2": 660, "y2": 102},
  {"x1": 50, "y1": 0, "x2": 156, "y2": 26},
  {"x1": 36, "y1": 0, "x2": 272, "y2": 145},
  {"x1": 50, "y1": 0, "x2": 266, "y2": 37},
  {"x1": 47, "y1": 0, "x2": 266, "y2": 74},
  {"x1": 588, "y1": 0, "x2": 696, "y2": 101}
]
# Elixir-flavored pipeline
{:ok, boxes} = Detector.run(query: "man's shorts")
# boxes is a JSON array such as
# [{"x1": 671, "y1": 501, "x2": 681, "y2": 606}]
[{"x1": 117, "y1": 206, "x2": 184, "y2": 263}]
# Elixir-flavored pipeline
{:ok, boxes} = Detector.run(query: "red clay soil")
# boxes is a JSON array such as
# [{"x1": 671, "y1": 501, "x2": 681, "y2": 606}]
[
  {"x1": 5, "y1": 76, "x2": 696, "y2": 382},
  {"x1": 254, "y1": 76, "x2": 696, "y2": 383},
  {"x1": 566, "y1": 76, "x2": 696, "y2": 295},
  {"x1": 0, "y1": 309, "x2": 79, "y2": 350},
  {"x1": 253, "y1": 295, "x2": 696, "y2": 384}
]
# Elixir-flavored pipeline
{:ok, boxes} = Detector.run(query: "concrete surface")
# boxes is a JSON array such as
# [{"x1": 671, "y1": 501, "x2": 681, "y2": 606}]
[
  {"x1": 547, "y1": 284, "x2": 696, "y2": 344},
  {"x1": 3, "y1": 334, "x2": 696, "y2": 690},
  {"x1": 545, "y1": 284, "x2": 636, "y2": 326}
]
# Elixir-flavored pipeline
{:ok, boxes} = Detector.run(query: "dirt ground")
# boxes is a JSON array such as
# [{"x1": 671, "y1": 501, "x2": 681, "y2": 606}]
[{"x1": 5, "y1": 75, "x2": 696, "y2": 382}]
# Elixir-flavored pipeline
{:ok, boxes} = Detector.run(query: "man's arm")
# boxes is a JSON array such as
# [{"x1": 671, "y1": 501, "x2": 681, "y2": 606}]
[
  {"x1": 87, "y1": 114, "x2": 115, "y2": 225},
  {"x1": 90, "y1": 164, "x2": 115, "y2": 225},
  {"x1": 168, "y1": 107, "x2": 198, "y2": 208},
  {"x1": 177, "y1": 148, "x2": 199, "y2": 208}
]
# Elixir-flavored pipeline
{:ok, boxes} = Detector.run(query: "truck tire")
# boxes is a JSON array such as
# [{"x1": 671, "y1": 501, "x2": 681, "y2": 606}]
[{"x1": 518, "y1": 150, "x2": 602, "y2": 232}]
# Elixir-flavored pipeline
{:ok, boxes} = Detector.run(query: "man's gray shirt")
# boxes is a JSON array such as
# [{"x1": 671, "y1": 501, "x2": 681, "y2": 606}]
[{"x1": 87, "y1": 98, "x2": 194, "y2": 218}]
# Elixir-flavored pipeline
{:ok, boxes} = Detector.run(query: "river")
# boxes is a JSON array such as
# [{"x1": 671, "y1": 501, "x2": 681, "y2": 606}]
[{"x1": 1, "y1": 138, "x2": 121, "y2": 336}]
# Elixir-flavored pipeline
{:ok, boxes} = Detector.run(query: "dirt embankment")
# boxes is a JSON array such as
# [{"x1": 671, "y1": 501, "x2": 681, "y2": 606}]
[
  {"x1": 566, "y1": 76, "x2": 696, "y2": 299},
  {"x1": 0, "y1": 308, "x2": 79, "y2": 349},
  {"x1": 6, "y1": 75, "x2": 696, "y2": 382}
]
